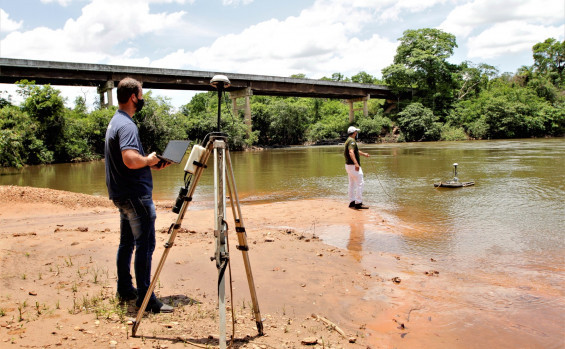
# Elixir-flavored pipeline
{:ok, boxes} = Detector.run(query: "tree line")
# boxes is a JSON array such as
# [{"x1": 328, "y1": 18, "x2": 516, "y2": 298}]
[{"x1": 1, "y1": 29, "x2": 563, "y2": 168}]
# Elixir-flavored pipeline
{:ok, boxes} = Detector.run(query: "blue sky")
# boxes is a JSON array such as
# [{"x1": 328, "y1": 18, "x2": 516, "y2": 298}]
[{"x1": 1, "y1": 0, "x2": 564, "y2": 109}]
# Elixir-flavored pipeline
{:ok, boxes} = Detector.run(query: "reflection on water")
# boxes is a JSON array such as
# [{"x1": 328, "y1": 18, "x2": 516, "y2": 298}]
[
  {"x1": 1, "y1": 139, "x2": 564, "y2": 345},
  {"x1": 347, "y1": 221, "x2": 364, "y2": 262}
]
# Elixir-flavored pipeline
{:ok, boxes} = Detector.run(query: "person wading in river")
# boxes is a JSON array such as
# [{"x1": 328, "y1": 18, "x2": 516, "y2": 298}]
[{"x1": 344, "y1": 126, "x2": 370, "y2": 210}]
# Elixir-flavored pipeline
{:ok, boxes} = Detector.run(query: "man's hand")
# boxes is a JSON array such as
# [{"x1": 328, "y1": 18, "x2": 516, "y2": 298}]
[
  {"x1": 122, "y1": 150, "x2": 160, "y2": 169},
  {"x1": 146, "y1": 152, "x2": 160, "y2": 167},
  {"x1": 151, "y1": 159, "x2": 172, "y2": 170}
]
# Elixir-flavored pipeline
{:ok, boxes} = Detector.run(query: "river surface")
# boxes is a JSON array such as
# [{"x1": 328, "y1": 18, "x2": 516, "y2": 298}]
[{"x1": 2, "y1": 138, "x2": 564, "y2": 347}]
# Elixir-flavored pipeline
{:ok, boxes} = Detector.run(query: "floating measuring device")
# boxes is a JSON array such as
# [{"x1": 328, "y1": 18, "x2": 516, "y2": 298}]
[{"x1": 434, "y1": 163, "x2": 475, "y2": 188}]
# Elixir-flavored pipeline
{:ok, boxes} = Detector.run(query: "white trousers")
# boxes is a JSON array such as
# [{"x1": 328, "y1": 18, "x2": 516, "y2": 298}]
[{"x1": 345, "y1": 164, "x2": 364, "y2": 204}]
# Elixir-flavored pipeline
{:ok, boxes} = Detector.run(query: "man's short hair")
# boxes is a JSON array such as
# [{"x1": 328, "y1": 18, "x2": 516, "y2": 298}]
[{"x1": 117, "y1": 78, "x2": 142, "y2": 104}]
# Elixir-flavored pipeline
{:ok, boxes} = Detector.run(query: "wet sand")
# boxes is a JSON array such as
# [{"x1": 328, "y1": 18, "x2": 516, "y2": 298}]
[{"x1": 0, "y1": 185, "x2": 563, "y2": 348}]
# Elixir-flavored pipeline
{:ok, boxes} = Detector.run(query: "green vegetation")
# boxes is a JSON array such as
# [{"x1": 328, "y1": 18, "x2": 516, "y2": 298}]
[
  {"x1": 384, "y1": 29, "x2": 564, "y2": 141},
  {"x1": 0, "y1": 32, "x2": 563, "y2": 168}
]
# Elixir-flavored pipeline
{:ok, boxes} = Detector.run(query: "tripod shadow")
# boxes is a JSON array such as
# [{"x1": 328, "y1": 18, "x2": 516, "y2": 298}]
[
  {"x1": 122, "y1": 294, "x2": 202, "y2": 316},
  {"x1": 123, "y1": 293, "x2": 265, "y2": 347},
  {"x1": 163, "y1": 294, "x2": 202, "y2": 307},
  {"x1": 138, "y1": 333, "x2": 264, "y2": 348}
]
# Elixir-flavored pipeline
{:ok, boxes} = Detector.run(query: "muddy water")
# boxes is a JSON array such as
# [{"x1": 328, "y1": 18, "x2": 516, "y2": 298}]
[{"x1": 2, "y1": 138, "x2": 564, "y2": 347}]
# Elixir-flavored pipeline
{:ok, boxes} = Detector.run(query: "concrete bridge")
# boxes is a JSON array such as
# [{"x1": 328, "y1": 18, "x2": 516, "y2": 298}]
[{"x1": 0, "y1": 58, "x2": 398, "y2": 124}]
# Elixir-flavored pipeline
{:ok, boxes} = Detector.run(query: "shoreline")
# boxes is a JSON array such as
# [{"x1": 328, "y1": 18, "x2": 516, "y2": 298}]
[{"x1": 1, "y1": 185, "x2": 562, "y2": 348}]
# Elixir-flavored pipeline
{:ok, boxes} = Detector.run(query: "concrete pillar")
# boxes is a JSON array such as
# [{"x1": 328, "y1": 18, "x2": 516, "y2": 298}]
[
  {"x1": 244, "y1": 95, "x2": 251, "y2": 128},
  {"x1": 107, "y1": 84, "x2": 114, "y2": 106},
  {"x1": 229, "y1": 87, "x2": 253, "y2": 133},
  {"x1": 232, "y1": 99, "x2": 238, "y2": 120},
  {"x1": 347, "y1": 94, "x2": 370, "y2": 122},
  {"x1": 97, "y1": 80, "x2": 114, "y2": 108}
]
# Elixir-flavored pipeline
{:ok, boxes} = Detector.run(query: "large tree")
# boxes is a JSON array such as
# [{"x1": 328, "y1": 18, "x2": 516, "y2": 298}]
[
  {"x1": 532, "y1": 38, "x2": 565, "y2": 87},
  {"x1": 382, "y1": 28, "x2": 459, "y2": 116},
  {"x1": 18, "y1": 80, "x2": 67, "y2": 160}
]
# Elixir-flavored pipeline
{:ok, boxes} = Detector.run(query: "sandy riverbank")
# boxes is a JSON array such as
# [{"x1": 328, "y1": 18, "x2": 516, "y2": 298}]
[{"x1": 1, "y1": 185, "x2": 560, "y2": 348}]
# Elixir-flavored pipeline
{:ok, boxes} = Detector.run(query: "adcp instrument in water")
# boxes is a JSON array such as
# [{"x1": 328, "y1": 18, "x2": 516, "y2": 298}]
[
  {"x1": 434, "y1": 163, "x2": 475, "y2": 188},
  {"x1": 131, "y1": 75, "x2": 264, "y2": 348}
]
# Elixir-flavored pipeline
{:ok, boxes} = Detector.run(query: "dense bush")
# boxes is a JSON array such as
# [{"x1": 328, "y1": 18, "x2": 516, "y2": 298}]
[
  {"x1": 446, "y1": 79, "x2": 563, "y2": 139},
  {"x1": 397, "y1": 103, "x2": 442, "y2": 141},
  {"x1": 440, "y1": 125, "x2": 468, "y2": 141},
  {"x1": 356, "y1": 114, "x2": 393, "y2": 142},
  {"x1": 0, "y1": 106, "x2": 53, "y2": 168}
]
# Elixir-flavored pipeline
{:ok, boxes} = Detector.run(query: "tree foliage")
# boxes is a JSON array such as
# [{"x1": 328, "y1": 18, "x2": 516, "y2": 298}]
[
  {"x1": 18, "y1": 80, "x2": 67, "y2": 160},
  {"x1": 532, "y1": 38, "x2": 565, "y2": 87},
  {"x1": 382, "y1": 28, "x2": 459, "y2": 115},
  {"x1": 0, "y1": 105, "x2": 53, "y2": 168},
  {"x1": 0, "y1": 34, "x2": 563, "y2": 168},
  {"x1": 397, "y1": 102, "x2": 441, "y2": 142}
]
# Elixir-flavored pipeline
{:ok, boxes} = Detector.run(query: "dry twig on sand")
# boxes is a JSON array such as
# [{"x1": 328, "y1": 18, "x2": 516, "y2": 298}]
[{"x1": 311, "y1": 313, "x2": 347, "y2": 338}]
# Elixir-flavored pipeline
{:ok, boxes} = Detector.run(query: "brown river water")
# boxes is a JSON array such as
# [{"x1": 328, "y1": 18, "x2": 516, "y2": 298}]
[{"x1": 1, "y1": 138, "x2": 564, "y2": 347}]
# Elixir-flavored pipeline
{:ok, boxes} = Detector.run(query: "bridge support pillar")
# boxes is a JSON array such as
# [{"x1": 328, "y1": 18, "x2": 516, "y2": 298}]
[
  {"x1": 347, "y1": 95, "x2": 370, "y2": 123},
  {"x1": 229, "y1": 87, "x2": 253, "y2": 134},
  {"x1": 97, "y1": 80, "x2": 114, "y2": 108}
]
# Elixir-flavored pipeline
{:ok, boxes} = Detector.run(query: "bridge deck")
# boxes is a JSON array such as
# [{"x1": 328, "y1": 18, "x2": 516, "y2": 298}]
[{"x1": 0, "y1": 58, "x2": 395, "y2": 100}]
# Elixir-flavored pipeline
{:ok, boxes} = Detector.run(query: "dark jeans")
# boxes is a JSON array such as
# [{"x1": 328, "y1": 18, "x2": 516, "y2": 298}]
[{"x1": 112, "y1": 195, "x2": 157, "y2": 305}]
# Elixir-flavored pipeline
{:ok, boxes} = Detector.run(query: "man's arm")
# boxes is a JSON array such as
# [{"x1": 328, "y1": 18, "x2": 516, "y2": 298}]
[
  {"x1": 349, "y1": 148, "x2": 370, "y2": 172},
  {"x1": 122, "y1": 149, "x2": 160, "y2": 169},
  {"x1": 349, "y1": 149, "x2": 360, "y2": 171}
]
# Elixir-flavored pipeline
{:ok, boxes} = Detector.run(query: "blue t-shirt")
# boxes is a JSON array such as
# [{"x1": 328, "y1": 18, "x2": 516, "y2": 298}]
[{"x1": 105, "y1": 110, "x2": 153, "y2": 199}]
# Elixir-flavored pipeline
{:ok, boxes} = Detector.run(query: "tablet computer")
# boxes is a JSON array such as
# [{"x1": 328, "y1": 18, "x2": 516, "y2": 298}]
[{"x1": 157, "y1": 140, "x2": 191, "y2": 164}]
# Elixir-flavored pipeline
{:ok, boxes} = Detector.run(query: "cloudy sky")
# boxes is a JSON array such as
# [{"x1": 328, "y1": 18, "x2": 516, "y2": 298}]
[{"x1": 1, "y1": 0, "x2": 563, "y2": 108}]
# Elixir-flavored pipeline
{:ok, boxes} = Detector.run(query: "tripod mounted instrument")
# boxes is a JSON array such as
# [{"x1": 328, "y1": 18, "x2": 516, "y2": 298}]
[{"x1": 131, "y1": 75, "x2": 264, "y2": 348}]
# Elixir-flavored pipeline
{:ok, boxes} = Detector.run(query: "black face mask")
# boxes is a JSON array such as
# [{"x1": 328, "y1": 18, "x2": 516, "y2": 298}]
[{"x1": 134, "y1": 96, "x2": 144, "y2": 113}]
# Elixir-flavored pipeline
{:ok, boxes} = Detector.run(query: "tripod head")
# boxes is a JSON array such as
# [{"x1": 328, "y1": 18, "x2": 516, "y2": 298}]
[{"x1": 210, "y1": 75, "x2": 231, "y2": 133}]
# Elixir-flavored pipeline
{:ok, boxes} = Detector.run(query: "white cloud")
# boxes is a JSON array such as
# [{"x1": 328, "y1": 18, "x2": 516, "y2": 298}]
[
  {"x1": 40, "y1": 0, "x2": 74, "y2": 6},
  {"x1": 6, "y1": 0, "x2": 559, "y2": 107},
  {"x1": 439, "y1": 0, "x2": 565, "y2": 60},
  {"x1": 467, "y1": 21, "x2": 565, "y2": 59},
  {"x1": 39, "y1": 0, "x2": 193, "y2": 5},
  {"x1": 0, "y1": 9, "x2": 23, "y2": 33},
  {"x1": 154, "y1": 0, "x2": 398, "y2": 78},
  {"x1": 378, "y1": 0, "x2": 449, "y2": 21},
  {"x1": 151, "y1": 0, "x2": 194, "y2": 3},
  {"x1": 440, "y1": 0, "x2": 565, "y2": 38},
  {"x1": 222, "y1": 0, "x2": 254, "y2": 6},
  {"x1": 1, "y1": 0, "x2": 188, "y2": 63}
]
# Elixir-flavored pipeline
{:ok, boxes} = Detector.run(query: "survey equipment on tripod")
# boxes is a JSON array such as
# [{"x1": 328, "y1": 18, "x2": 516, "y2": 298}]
[
  {"x1": 131, "y1": 76, "x2": 264, "y2": 349},
  {"x1": 210, "y1": 74, "x2": 230, "y2": 132}
]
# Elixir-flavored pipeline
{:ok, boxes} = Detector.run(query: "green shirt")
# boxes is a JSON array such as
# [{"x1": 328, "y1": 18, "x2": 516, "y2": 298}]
[{"x1": 344, "y1": 137, "x2": 360, "y2": 165}]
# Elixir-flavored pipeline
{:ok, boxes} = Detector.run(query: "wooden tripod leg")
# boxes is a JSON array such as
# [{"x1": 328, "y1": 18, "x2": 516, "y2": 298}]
[
  {"x1": 225, "y1": 150, "x2": 264, "y2": 336},
  {"x1": 132, "y1": 144, "x2": 213, "y2": 337}
]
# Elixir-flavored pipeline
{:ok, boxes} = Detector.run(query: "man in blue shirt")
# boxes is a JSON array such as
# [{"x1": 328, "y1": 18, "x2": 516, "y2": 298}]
[{"x1": 105, "y1": 77, "x2": 172, "y2": 313}]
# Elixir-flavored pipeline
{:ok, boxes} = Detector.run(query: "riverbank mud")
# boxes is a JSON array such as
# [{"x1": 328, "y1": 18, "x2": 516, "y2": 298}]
[{"x1": 0, "y1": 185, "x2": 562, "y2": 348}]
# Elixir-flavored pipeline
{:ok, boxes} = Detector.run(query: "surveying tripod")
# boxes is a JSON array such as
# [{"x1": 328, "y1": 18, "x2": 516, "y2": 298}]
[{"x1": 131, "y1": 133, "x2": 264, "y2": 348}]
